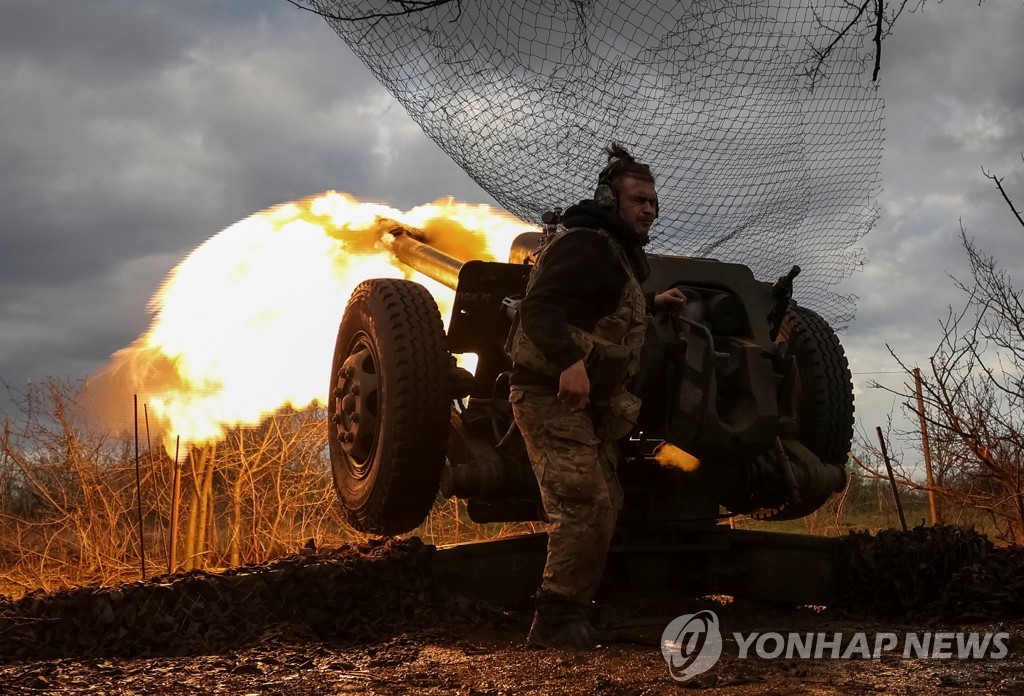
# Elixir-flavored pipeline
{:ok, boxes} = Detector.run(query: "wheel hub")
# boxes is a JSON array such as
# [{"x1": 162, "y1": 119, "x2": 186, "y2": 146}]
[{"x1": 332, "y1": 342, "x2": 380, "y2": 474}]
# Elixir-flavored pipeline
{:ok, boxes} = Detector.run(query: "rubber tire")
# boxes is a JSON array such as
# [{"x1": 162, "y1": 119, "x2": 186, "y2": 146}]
[
  {"x1": 328, "y1": 279, "x2": 451, "y2": 535},
  {"x1": 752, "y1": 304, "x2": 854, "y2": 522}
]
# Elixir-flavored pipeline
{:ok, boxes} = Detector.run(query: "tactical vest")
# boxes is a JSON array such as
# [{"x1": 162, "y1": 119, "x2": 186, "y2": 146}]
[{"x1": 508, "y1": 228, "x2": 648, "y2": 392}]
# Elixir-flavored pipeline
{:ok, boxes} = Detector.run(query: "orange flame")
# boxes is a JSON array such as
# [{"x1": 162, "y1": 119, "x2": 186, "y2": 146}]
[
  {"x1": 88, "y1": 191, "x2": 535, "y2": 453},
  {"x1": 654, "y1": 442, "x2": 701, "y2": 472}
]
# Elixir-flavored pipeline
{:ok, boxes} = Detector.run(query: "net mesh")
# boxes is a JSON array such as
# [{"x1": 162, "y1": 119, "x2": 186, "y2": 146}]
[{"x1": 308, "y1": 0, "x2": 884, "y2": 328}]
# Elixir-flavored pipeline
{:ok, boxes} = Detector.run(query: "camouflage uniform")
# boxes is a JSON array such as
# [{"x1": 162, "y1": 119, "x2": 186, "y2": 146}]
[{"x1": 509, "y1": 228, "x2": 647, "y2": 604}]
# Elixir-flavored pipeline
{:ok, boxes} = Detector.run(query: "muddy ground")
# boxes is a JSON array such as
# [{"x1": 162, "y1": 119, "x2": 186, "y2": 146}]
[
  {"x1": 1, "y1": 597, "x2": 1021, "y2": 695},
  {"x1": 2, "y1": 530, "x2": 1023, "y2": 694}
]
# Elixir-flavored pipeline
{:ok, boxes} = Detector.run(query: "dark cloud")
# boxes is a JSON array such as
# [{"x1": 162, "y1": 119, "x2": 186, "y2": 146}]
[
  {"x1": 0, "y1": 0, "x2": 490, "y2": 398},
  {"x1": 0, "y1": 2, "x2": 189, "y2": 85},
  {"x1": 1, "y1": 0, "x2": 1021, "y2": 437},
  {"x1": 829, "y1": 3, "x2": 1024, "y2": 429}
]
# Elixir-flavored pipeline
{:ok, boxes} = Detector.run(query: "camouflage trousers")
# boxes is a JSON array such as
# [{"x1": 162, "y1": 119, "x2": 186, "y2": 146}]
[{"x1": 510, "y1": 390, "x2": 624, "y2": 604}]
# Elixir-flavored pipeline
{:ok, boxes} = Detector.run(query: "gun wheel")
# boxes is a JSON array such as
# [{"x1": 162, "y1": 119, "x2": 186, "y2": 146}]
[
  {"x1": 751, "y1": 304, "x2": 854, "y2": 522},
  {"x1": 328, "y1": 278, "x2": 451, "y2": 535}
]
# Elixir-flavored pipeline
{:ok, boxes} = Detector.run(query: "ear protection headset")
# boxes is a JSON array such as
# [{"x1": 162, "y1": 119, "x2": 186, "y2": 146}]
[{"x1": 593, "y1": 163, "x2": 619, "y2": 212}]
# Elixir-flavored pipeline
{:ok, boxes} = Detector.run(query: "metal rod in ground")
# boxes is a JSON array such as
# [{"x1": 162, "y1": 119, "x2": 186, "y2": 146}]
[
  {"x1": 133, "y1": 395, "x2": 147, "y2": 580},
  {"x1": 169, "y1": 435, "x2": 181, "y2": 575},
  {"x1": 876, "y1": 425, "x2": 908, "y2": 532},
  {"x1": 913, "y1": 367, "x2": 939, "y2": 524}
]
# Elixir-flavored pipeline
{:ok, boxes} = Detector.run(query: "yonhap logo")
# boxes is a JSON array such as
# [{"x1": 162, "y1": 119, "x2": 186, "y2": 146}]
[
  {"x1": 660, "y1": 610, "x2": 1010, "y2": 682},
  {"x1": 660, "y1": 610, "x2": 724, "y2": 681}
]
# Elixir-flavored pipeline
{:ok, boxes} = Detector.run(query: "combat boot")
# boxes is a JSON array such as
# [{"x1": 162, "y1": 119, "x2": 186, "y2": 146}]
[
  {"x1": 584, "y1": 620, "x2": 617, "y2": 645},
  {"x1": 527, "y1": 590, "x2": 597, "y2": 650}
]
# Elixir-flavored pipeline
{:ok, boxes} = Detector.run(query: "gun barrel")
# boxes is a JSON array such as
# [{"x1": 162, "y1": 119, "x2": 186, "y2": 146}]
[{"x1": 390, "y1": 228, "x2": 464, "y2": 290}]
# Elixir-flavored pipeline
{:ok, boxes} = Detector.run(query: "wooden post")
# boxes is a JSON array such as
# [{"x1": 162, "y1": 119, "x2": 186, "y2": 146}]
[
  {"x1": 143, "y1": 404, "x2": 153, "y2": 458},
  {"x1": 169, "y1": 436, "x2": 181, "y2": 574},
  {"x1": 133, "y1": 395, "x2": 147, "y2": 580},
  {"x1": 143, "y1": 403, "x2": 169, "y2": 569},
  {"x1": 2, "y1": 420, "x2": 9, "y2": 515},
  {"x1": 183, "y1": 449, "x2": 200, "y2": 569},
  {"x1": 914, "y1": 368, "x2": 939, "y2": 524},
  {"x1": 876, "y1": 426, "x2": 907, "y2": 532},
  {"x1": 196, "y1": 442, "x2": 217, "y2": 569}
]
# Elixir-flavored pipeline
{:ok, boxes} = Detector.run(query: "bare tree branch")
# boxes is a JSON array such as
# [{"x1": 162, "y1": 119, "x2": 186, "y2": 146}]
[
  {"x1": 805, "y1": 0, "x2": 915, "y2": 84},
  {"x1": 874, "y1": 160, "x2": 1024, "y2": 541},
  {"x1": 982, "y1": 161, "x2": 1024, "y2": 230},
  {"x1": 284, "y1": 0, "x2": 459, "y2": 23}
]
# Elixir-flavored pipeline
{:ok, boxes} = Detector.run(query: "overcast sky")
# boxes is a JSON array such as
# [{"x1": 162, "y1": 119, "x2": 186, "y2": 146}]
[{"x1": 1, "y1": 1, "x2": 1022, "y2": 456}]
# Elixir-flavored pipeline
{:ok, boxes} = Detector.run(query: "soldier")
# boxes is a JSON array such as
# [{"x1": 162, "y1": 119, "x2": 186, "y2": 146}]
[{"x1": 508, "y1": 143, "x2": 686, "y2": 649}]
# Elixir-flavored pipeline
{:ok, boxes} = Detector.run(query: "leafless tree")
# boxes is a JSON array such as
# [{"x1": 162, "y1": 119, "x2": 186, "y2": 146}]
[
  {"x1": 868, "y1": 156, "x2": 1024, "y2": 542},
  {"x1": 805, "y1": 0, "x2": 914, "y2": 82}
]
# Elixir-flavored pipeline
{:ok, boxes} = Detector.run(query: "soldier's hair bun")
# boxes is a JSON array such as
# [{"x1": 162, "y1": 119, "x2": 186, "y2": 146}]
[{"x1": 602, "y1": 142, "x2": 654, "y2": 183}]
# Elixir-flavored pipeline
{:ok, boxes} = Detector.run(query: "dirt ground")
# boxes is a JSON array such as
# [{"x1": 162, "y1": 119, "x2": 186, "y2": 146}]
[{"x1": 1, "y1": 597, "x2": 1021, "y2": 695}]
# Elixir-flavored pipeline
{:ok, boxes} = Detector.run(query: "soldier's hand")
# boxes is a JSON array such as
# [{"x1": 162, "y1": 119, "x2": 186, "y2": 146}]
[
  {"x1": 558, "y1": 360, "x2": 590, "y2": 411},
  {"x1": 654, "y1": 287, "x2": 687, "y2": 312}
]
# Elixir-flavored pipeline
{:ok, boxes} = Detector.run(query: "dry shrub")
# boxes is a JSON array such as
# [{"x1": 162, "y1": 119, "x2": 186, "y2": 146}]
[{"x1": 0, "y1": 380, "x2": 539, "y2": 597}]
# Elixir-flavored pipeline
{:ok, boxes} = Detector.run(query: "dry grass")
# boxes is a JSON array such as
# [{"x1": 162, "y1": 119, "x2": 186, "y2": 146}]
[
  {"x1": 0, "y1": 380, "x2": 1009, "y2": 598},
  {"x1": 0, "y1": 380, "x2": 543, "y2": 598}
]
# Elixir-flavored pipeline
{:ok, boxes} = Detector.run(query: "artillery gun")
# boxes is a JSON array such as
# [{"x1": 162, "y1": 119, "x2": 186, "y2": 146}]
[{"x1": 327, "y1": 221, "x2": 854, "y2": 603}]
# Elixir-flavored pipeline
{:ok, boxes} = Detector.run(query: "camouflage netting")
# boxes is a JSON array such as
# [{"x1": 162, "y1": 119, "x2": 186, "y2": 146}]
[
  {"x1": 307, "y1": 0, "x2": 884, "y2": 328},
  {"x1": 834, "y1": 526, "x2": 1024, "y2": 621},
  {"x1": 0, "y1": 538, "x2": 443, "y2": 662},
  {"x1": 1, "y1": 528, "x2": 1021, "y2": 661}
]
